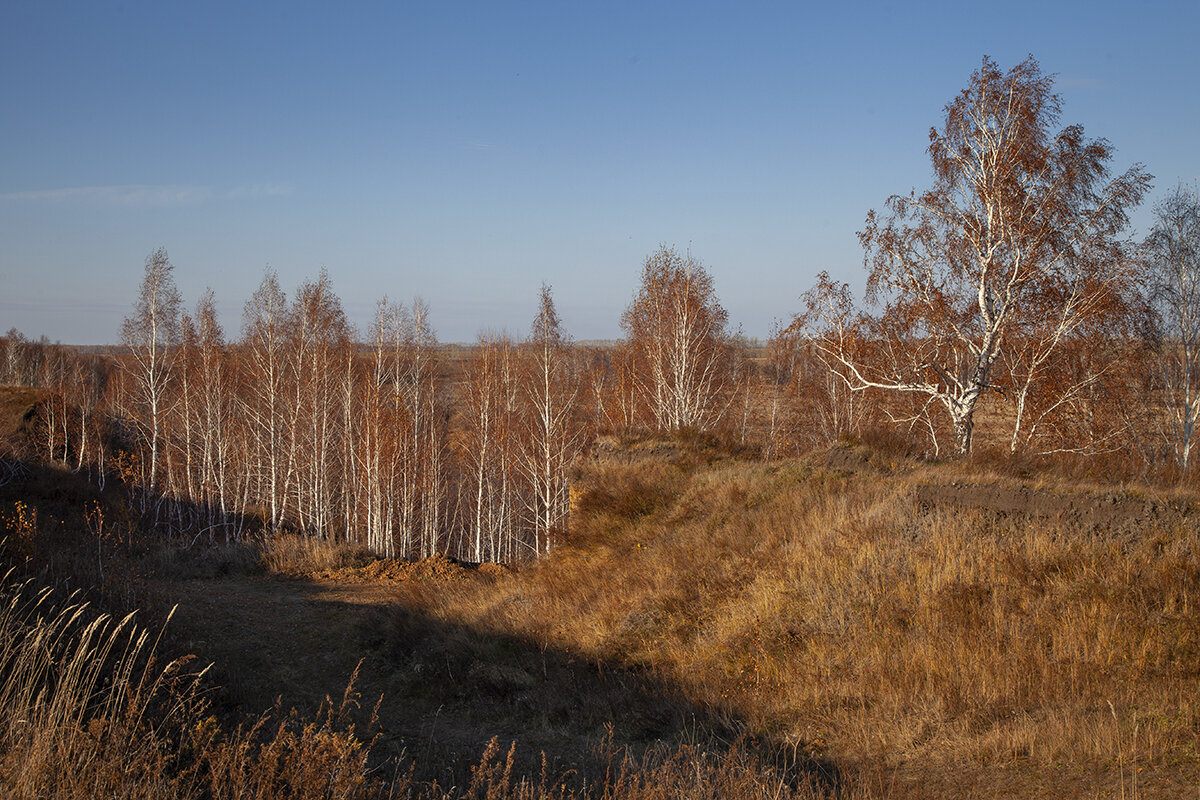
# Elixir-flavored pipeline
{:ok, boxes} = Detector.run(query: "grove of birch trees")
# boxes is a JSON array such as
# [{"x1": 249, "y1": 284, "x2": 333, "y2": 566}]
[{"x1": 1, "y1": 245, "x2": 739, "y2": 561}]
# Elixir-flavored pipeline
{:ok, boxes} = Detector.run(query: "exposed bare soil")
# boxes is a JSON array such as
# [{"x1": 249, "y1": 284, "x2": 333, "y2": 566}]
[
  {"x1": 816, "y1": 442, "x2": 1198, "y2": 533},
  {"x1": 590, "y1": 435, "x2": 684, "y2": 464},
  {"x1": 914, "y1": 481, "x2": 1197, "y2": 533},
  {"x1": 0, "y1": 386, "x2": 43, "y2": 442}
]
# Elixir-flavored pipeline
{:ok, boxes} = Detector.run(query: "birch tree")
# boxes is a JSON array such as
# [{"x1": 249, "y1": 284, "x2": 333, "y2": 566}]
[
  {"x1": 802, "y1": 56, "x2": 1149, "y2": 455},
  {"x1": 67, "y1": 355, "x2": 107, "y2": 475},
  {"x1": 242, "y1": 269, "x2": 290, "y2": 530},
  {"x1": 358, "y1": 299, "x2": 406, "y2": 555},
  {"x1": 120, "y1": 247, "x2": 182, "y2": 492},
  {"x1": 287, "y1": 270, "x2": 350, "y2": 538},
  {"x1": 1, "y1": 329, "x2": 26, "y2": 385},
  {"x1": 191, "y1": 290, "x2": 242, "y2": 537},
  {"x1": 459, "y1": 334, "x2": 525, "y2": 561},
  {"x1": 520, "y1": 285, "x2": 584, "y2": 555},
  {"x1": 1144, "y1": 184, "x2": 1200, "y2": 469},
  {"x1": 621, "y1": 245, "x2": 731, "y2": 432},
  {"x1": 404, "y1": 299, "x2": 449, "y2": 559}
]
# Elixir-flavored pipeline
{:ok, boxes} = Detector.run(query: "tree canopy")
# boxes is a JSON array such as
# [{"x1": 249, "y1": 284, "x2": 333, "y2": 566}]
[{"x1": 799, "y1": 56, "x2": 1151, "y2": 455}]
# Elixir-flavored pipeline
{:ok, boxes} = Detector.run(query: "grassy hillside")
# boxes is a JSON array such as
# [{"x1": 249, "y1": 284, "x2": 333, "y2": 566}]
[
  {"x1": 2, "y1": 420, "x2": 1198, "y2": 797},
  {"x1": 390, "y1": 445, "x2": 1199, "y2": 796}
]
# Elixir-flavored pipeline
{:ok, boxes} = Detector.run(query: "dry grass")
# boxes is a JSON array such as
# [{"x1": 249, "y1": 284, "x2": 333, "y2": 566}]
[
  {"x1": 5, "y1": 426, "x2": 1199, "y2": 797},
  {"x1": 432, "y1": 735, "x2": 858, "y2": 800},
  {"x1": 405, "y1": 451, "x2": 1200, "y2": 790},
  {"x1": 255, "y1": 532, "x2": 377, "y2": 575},
  {"x1": 0, "y1": 564, "x2": 850, "y2": 799},
  {"x1": 143, "y1": 532, "x2": 377, "y2": 581},
  {"x1": 0, "y1": 571, "x2": 387, "y2": 800},
  {"x1": 0, "y1": 573, "x2": 193, "y2": 798}
]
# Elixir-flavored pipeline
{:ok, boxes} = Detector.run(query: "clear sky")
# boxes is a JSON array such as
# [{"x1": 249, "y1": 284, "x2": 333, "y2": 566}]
[{"x1": 2, "y1": 1, "x2": 1197, "y2": 345}]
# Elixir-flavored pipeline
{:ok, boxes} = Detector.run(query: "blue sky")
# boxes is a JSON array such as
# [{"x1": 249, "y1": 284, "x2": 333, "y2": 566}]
[{"x1": 2, "y1": 1, "x2": 1197, "y2": 344}]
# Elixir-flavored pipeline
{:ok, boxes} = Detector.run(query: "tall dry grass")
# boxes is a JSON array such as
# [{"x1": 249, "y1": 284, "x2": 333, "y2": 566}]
[
  {"x1": 142, "y1": 531, "x2": 377, "y2": 581},
  {"x1": 257, "y1": 532, "x2": 378, "y2": 575},
  {"x1": 0, "y1": 565, "x2": 862, "y2": 799},
  {"x1": 0, "y1": 570, "x2": 387, "y2": 800},
  {"x1": 0, "y1": 572, "x2": 198, "y2": 797},
  {"x1": 406, "y1": 454, "x2": 1200, "y2": 784}
]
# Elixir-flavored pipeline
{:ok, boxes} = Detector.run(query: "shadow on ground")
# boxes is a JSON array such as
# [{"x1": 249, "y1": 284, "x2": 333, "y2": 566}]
[
  {"x1": 158, "y1": 572, "x2": 839, "y2": 793},
  {"x1": 0, "y1": 428, "x2": 837, "y2": 794}
]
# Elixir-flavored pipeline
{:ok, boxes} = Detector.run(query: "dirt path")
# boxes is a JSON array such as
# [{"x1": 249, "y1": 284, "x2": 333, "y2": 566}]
[
  {"x1": 816, "y1": 443, "x2": 1199, "y2": 533},
  {"x1": 159, "y1": 573, "x2": 484, "y2": 775}
]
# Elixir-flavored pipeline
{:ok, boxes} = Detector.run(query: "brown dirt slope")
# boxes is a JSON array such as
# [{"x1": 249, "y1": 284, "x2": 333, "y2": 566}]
[
  {"x1": 816, "y1": 442, "x2": 1198, "y2": 532},
  {"x1": 914, "y1": 482, "x2": 1197, "y2": 532},
  {"x1": 0, "y1": 385, "x2": 42, "y2": 438}
]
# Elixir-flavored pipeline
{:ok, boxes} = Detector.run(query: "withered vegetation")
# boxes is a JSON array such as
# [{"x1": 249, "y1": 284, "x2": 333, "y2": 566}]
[{"x1": 3, "y1": 415, "x2": 1198, "y2": 798}]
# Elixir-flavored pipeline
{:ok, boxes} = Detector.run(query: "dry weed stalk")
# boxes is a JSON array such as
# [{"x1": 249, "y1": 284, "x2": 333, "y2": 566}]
[
  {"x1": 0, "y1": 571, "x2": 391, "y2": 799},
  {"x1": 0, "y1": 571, "x2": 199, "y2": 798}
]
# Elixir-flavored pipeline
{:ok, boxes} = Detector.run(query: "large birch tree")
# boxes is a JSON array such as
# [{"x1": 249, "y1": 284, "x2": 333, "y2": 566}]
[
  {"x1": 802, "y1": 56, "x2": 1150, "y2": 455},
  {"x1": 1144, "y1": 184, "x2": 1200, "y2": 469}
]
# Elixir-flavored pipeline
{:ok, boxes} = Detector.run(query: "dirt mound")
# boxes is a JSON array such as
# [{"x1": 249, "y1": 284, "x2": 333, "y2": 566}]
[
  {"x1": 0, "y1": 386, "x2": 44, "y2": 440},
  {"x1": 308, "y1": 553, "x2": 509, "y2": 585},
  {"x1": 915, "y1": 482, "x2": 1197, "y2": 532},
  {"x1": 476, "y1": 561, "x2": 511, "y2": 579},
  {"x1": 590, "y1": 435, "x2": 682, "y2": 464},
  {"x1": 820, "y1": 445, "x2": 873, "y2": 472}
]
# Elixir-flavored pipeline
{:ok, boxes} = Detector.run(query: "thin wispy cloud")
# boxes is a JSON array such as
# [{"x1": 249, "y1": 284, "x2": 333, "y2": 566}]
[
  {"x1": 0, "y1": 183, "x2": 213, "y2": 206},
  {"x1": 0, "y1": 182, "x2": 295, "y2": 205},
  {"x1": 227, "y1": 182, "x2": 293, "y2": 199},
  {"x1": 1057, "y1": 74, "x2": 1107, "y2": 91},
  {"x1": 0, "y1": 299, "x2": 128, "y2": 313}
]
